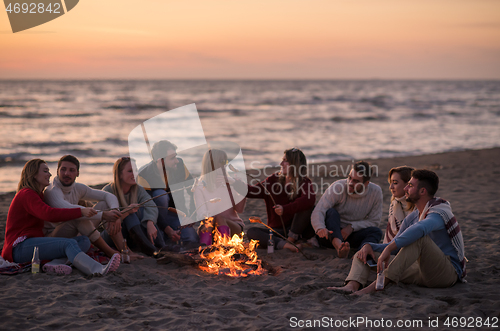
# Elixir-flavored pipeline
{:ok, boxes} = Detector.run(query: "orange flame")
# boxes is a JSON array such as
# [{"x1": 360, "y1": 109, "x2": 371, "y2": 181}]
[{"x1": 198, "y1": 229, "x2": 266, "y2": 277}]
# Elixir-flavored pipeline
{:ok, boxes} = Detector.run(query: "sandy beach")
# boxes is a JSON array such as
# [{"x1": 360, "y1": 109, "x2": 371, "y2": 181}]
[{"x1": 1, "y1": 147, "x2": 499, "y2": 330}]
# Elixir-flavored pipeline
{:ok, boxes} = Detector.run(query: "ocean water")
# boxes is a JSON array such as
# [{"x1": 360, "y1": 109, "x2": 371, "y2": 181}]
[{"x1": 1, "y1": 80, "x2": 499, "y2": 194}]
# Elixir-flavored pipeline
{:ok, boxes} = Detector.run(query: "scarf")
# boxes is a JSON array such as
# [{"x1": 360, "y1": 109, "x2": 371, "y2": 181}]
[
  {"x1": 384, "y1": 196, "x2": 410, "y2": 243},
  {"x1": 420, "y1": 198, "x2": 467, "y2": 281}
]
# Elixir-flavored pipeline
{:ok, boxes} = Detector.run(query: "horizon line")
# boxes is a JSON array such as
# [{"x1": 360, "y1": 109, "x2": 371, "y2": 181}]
[{"x1": 1, "y1": 78, "x2": 500, "y2": 81}]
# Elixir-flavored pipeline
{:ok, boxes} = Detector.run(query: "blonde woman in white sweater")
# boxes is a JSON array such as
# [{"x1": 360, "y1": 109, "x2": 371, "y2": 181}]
[{"x1": 194, "y1": 149, "x2": 246, "y2": 245}]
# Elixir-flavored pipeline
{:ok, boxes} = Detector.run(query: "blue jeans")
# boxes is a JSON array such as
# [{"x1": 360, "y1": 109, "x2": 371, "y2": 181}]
[
  {"x1": 101, "y1": 207, "x2": 144, "y2": 245},
  {"x1": 149, "y1": 189, "x2": 198, "y2": 243},
  {"x1": 101, "y1": 207, "x2": 165, "y2": 248},
  {"x1": 12, "y1": 236, "x2": 90, "y2": 263},
  {"x1": 319, "y1": 208, "x2": 382, "y2": 249}
]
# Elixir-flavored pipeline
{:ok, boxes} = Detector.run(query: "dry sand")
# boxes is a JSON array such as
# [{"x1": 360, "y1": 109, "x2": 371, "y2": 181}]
[{"x1": 1, "y1": 148, "x2": 499, "y2": 330}]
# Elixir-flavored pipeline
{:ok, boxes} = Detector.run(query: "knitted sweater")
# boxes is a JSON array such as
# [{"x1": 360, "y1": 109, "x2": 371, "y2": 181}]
[
  {"x1": 102, "y1": 183, "x2": 158, "y2": 227},
  {"x1": 43, "y1": 176, "x2": 119, "y2": 233},
  {"x1": 2, "y1": 188, "x2": 82, "y2": 262},
  {"x1": 311, "y1": 179, "x2": 383, "y2": 233},
  {"x1": 234, "y1": 173, "x2": 316, "y2": 229}
]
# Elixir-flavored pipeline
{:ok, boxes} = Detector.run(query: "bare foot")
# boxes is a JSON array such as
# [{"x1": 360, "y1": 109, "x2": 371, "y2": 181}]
[
  {"x1": 327, "y1": 281, "x2": 361, "y2": 293},
  {"x1": 351, "y1": 280, "x2": 377, "y2": 296},
  {"x1": 283, "y1": 242, "x2": 299, "y2": 252},
  {"x1": 337, "y1": 241, "x2": 350, "y2": 258}
]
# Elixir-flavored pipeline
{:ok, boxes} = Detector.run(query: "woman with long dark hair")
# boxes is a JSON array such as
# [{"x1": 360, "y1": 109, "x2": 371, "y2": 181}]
[{"x1": 235, "y1": 148, "x2": 316, "y2": 251}]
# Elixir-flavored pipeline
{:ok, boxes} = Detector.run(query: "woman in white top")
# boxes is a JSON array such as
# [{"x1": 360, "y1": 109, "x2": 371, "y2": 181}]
[{"x1": 193, "y1": 149, "x2": 246, "y2": 245}]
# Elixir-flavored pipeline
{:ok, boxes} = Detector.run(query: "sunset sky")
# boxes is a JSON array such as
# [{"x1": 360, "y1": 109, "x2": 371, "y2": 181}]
[{"x1": 1, "y1": 0, "x2": 499, "y2": 79}]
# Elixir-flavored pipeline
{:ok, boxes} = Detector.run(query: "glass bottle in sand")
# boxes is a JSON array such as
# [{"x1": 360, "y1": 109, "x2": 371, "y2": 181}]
[
  {"x1": 121, "y1": 239, "x2": 130, "y2": 264},
  {"x1": 267, "y1": 230, "x2": 274, "y2": 254},
  {"x1": 31, "y1": 246, "x2": 40, "y2": 274},
  {"x1": 376, "y1": 263, "x2": 385, "y2": 290}
]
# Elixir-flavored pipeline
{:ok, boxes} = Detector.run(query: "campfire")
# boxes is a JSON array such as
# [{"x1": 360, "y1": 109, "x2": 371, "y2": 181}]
[
  {"x1": 157, "y1": 218, "x2": 273, "y2": 277},
  {"x1": 197, "y1": 228, "x2": 266, "y2": 277}
]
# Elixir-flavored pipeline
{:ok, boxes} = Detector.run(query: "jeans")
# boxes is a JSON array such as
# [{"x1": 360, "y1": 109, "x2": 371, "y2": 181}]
[
  {"x1": 287, "y1": 207, "x2": 316, "y2": 241},
  {"x1": 149, "y1": 189, "x2": 198, "y2": 243},
  {"x1": 45, "y1": 218, "x2": 101, "y2": 242},
  {"x1": 12, "y1": 236, "x2": 90, "y2": 263},
  {"x1": 101, "y1": 207, "x2": 165, "y2": 248},
  {"x1": 319, "y1": 208, "x2": 382, "y2": 249},
  {"x1": 247, "y1": 207, "x2": 315, "y2": 249}
]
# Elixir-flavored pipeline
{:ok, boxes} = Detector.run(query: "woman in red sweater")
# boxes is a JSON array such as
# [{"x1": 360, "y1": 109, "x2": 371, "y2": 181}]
[
  {"x1": 234, "y1": 148, "x2": 316, "y2": 251},
  {"x1": 2, "y1": 159, "x2": 120, "y2": 276}
]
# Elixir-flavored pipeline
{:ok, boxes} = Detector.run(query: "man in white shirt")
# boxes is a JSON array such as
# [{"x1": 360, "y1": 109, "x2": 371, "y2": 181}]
[
  {"x1": 311, "y1": 161, "x2": 383, "y2": 258},
  {"x1": 44, "y1": 155, "x2": 122, "y2": 258}
]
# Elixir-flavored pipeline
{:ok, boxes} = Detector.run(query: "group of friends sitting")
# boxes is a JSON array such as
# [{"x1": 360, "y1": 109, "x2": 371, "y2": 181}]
[{"x1": 1, "y1": 140, "x2": 466, "y2": 295}]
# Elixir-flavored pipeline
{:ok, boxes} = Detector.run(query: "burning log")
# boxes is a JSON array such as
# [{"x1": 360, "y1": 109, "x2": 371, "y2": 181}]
[
  {"x1": 156, "y1": 230, "x2": 276, "y2": 277},
  {"x1": 157, "y1": 249, "x2": 280, "y2": 276},
  {"x1": 156, "y1": 251, "x2": 202, "y2": 266}
]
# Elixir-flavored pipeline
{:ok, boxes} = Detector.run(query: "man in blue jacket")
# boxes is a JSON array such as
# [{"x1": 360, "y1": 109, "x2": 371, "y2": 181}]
[{"x1": 329, "y1": 169, "x2": 466, "y2": 295}]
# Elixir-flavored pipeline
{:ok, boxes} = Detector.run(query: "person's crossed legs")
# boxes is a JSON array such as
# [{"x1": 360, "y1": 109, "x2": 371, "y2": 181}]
[
  {"x1": 150, "y1": 189, "x2": 198, "y2": 244},
  {"x1": 318, "y1": 208, "x2": 382, "y2": 258}
]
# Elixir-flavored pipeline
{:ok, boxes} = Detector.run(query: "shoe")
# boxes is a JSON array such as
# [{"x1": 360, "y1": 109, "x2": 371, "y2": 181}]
[
  {"x1": 43, "y1": 263, "x2": 72, "y2": 275},
  {"x1": 42, "y1": 258, "x2": 72, "y2": 275},
  {"x1": 72, "y1": 252, "x2": 120, "y2": 276},
  {"x1": 104, "y1": 253, "x2": 120, "y2": 273}
]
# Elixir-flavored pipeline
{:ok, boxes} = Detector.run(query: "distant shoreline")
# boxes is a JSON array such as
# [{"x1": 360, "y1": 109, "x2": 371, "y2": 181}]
[
  {"x1": 1, "y1": 78, "x2": 500, "y2": 81},
  {"x1": 1, "y1": 146, "x2": 499, "y2": 198}
]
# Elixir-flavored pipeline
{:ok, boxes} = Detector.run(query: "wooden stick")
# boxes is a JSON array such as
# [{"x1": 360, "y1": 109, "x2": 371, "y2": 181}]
[
  {"x1": 100, "y1": 186, "x2": 191, "y2": 212},
  {"x1": 249, "y1": 216, "x2": 311, "y2": 260},
  {"x1": 229, "y1": 164, "x2": 287, "y2": 236}
]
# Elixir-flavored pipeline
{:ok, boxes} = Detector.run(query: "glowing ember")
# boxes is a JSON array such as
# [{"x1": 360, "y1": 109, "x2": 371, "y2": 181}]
[{"x1": 198, "y1": 228, "x2": 266, "y2": 277}]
